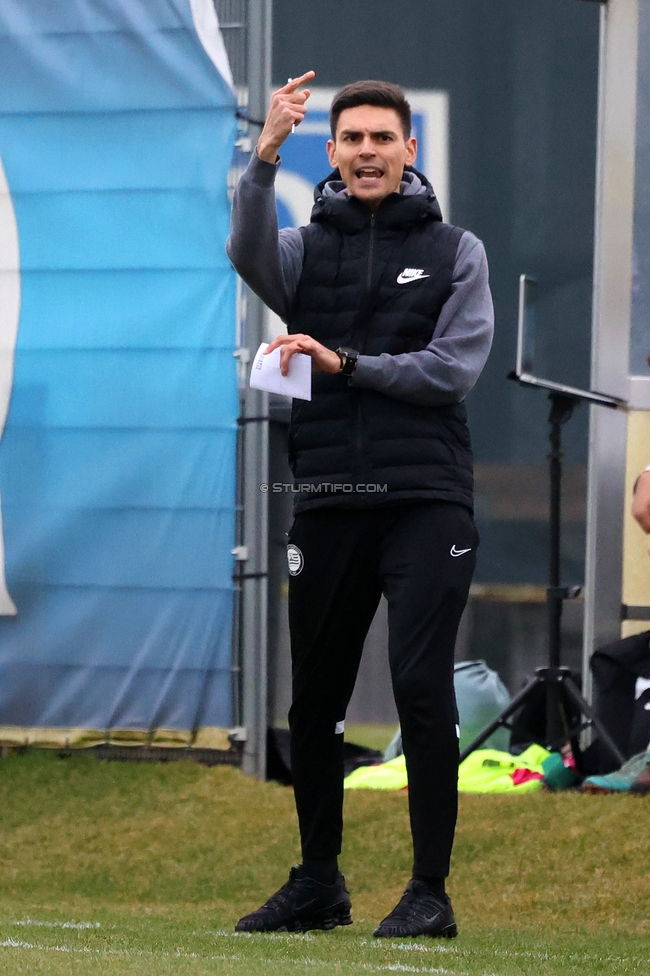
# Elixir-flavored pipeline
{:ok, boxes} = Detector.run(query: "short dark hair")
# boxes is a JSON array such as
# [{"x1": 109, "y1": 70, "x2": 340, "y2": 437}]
[{"x1": 329, "y1": 80, "x2": 412, "y2": 140}]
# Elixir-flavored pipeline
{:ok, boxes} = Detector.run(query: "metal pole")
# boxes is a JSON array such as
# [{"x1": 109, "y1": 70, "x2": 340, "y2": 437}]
[
  {"x1": 583, "y1": 0, "x2": 638, "y2": 702},
  {"x1": 239, "y1": 0, "x2": 272, "y2": 778},
  {"x1": 548, "y1": 399, "x2": 564, "y2": 671}
]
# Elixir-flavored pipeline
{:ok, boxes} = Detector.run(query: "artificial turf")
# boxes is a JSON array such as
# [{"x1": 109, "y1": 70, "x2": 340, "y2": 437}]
[{"x1": 0, "y1": 748, "x2": 647, "y2": 975}]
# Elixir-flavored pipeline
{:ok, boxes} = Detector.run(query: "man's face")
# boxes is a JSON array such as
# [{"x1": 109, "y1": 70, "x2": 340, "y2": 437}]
[{"x1": 326, "y1": 105, "x2": 417, "y2": 211}]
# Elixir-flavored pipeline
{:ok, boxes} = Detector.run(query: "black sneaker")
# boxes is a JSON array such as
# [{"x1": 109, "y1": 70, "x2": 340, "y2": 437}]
[
  {"x1": 373, "y1": 880, "x2": 457, "y2": 939},
  {"x1": 235, "y1": 865, "x2": 352, "y2": 933}
]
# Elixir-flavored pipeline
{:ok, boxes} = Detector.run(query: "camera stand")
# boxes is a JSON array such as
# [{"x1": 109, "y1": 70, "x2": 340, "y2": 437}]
[{"x1": 459, "y1": 390, "x2": 626, "y2": 767}]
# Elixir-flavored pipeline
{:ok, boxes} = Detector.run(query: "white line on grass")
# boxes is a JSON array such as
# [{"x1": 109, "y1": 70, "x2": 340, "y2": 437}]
[
  {"x1": 210, "y1": 930, "x2": 458, "y2": 958},
  {"x1": 0, "y1": 928, "x2": 639, "y2": 974},
  {"x1": 486, "y1": 947, "x2": 639, "y2": 966},
  {"x1": 0, "y1": 938, "x2": 93, "y2": 953},
  {"x1": 0, "y1": 938, "x2": 467, "y2": 974},
  {"x1": 362, "y1": 966, "x2": 452, "y2": 974},
  {"x1": 298, "y1": 961, "x2": 454, "y2": 974},
  {"x1": 361, "y1": 941, "x2": 457, "y2": 953},
  {"x1": 12, "y1": 919, "x2": 101, "y2": 930},
  {"x1": 206, "y1": 934, "x2": 462, "y2": 973},
  {"x1": 0, "y1": 939, "x2": 231, "y2": 962},
  {"x1": 367, "y1": 939, "x2": 640, "y2": 970}
]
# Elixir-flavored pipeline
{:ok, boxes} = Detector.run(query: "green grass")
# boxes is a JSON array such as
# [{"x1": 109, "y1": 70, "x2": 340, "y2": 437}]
[
  {"x1": 0, "y1": 749, "x2": 648, "y2": 975},
  {"x1": 345, "y1": 724, "x2": 397, "y2": 754}
]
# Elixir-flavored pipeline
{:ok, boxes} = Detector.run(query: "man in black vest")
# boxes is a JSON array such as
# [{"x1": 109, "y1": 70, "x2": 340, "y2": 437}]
[{"x1": 227, "y1": 73, "x2": 493, "y2": 938}]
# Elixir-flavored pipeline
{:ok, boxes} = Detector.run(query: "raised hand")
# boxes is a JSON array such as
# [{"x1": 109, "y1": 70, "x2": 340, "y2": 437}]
[{"x1": 257, "y1": 71, "x2": 316, "y2": 163}]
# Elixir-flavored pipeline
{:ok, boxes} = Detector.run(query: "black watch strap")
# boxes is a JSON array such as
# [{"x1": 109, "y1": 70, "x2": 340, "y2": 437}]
[{"x1": 336, "y1": 347, "x2": 359, "y2": 377}]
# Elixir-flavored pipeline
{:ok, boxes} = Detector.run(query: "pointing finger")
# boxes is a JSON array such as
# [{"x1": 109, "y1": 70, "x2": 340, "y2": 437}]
[{"x1": 282, "y1": 70, "x2": 315, "y2": 93}]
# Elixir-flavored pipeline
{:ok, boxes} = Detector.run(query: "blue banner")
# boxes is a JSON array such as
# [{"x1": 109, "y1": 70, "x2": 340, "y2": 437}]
[{"x1": 0, "y1": 0, "x2": 238, "y2": 738}]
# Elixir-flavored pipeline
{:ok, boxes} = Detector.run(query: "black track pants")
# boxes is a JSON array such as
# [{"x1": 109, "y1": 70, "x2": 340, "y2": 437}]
[{"x1": 287, "y1": 501, "x2": 478, "y2": 879}]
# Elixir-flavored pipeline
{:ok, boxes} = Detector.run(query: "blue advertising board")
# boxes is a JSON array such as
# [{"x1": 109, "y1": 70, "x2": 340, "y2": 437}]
[{"x1": 0, "y1": 0, "x2": 239, "y2": 744}]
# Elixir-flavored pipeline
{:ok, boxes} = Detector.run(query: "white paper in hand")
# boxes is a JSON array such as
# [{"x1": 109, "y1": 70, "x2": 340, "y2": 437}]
[{"x1": 249, "y1": 343, "x2": 312, "y2": 400}]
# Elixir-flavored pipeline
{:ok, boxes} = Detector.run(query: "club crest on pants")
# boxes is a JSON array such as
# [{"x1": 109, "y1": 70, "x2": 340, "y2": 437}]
[{"x1": 287, "y1": 544, "x2": 304, "y2": 576}]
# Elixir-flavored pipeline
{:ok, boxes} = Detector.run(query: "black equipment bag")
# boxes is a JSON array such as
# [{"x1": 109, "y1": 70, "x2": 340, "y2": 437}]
[{"x1": 588, "y1": 630, "x2": 650, "y2": 773}]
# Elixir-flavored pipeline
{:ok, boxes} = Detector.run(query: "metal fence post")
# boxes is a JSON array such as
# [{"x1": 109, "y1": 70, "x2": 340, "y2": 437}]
[
  {"x1": 238, "y1": 0, "x2": 272, "y2": 778},
  {"x1": 583, "y1": 0, "x2": 639, "y2": 699}
]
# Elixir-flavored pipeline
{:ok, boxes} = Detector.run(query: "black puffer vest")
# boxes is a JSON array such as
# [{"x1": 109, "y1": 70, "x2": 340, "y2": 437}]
[{"x1": 287, "y1": 167, "x2": 474, "y2": 513}]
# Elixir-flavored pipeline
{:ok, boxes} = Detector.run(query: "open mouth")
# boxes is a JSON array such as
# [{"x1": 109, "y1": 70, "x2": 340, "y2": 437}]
[{"x1": 355, "y1": 167, "x2": 384, "y2": 180}]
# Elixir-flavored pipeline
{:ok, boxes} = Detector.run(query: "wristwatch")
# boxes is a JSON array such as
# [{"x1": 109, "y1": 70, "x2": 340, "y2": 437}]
[{"x1": 335, "y1": 347, "x2": 359, "y2": 377}]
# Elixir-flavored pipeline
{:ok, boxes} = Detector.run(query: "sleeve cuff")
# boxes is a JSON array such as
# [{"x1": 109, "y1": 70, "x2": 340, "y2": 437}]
[
  {"x1": 249, "y1": 149, "x2": 281, "y2": 188},
  {"x1": 348, "y1": 355, "x2": 375, "y2": 387}
]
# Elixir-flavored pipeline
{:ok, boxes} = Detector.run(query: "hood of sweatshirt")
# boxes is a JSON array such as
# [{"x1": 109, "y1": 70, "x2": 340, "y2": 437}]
[{"x1": 310, "y1": 166, "x2": 443, "y2": 233}]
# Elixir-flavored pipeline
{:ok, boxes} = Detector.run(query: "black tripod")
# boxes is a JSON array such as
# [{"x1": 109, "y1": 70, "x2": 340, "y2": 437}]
[{"x1": 459, "y1": 391, "x2": 626, "y2": 767}]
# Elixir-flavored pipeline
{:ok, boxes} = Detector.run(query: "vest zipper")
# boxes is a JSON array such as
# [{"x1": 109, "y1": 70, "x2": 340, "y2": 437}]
[
  {"x1": 353, "y1": 214, "x2": 375, "y2": 499},
  {"x1": 366, "y1": 213, "x2": 376, "y2": 290}
]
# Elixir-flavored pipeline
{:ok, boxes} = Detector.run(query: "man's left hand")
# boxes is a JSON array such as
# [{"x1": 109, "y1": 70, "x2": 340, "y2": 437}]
[{"x1": 265, "y1": 334, "x2": 341, "y2": 376}]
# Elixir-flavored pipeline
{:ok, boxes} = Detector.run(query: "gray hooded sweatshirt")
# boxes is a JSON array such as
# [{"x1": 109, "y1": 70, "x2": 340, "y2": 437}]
[{"x1": 226, "y1": 152, "x2": 494, "y2": 408}]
